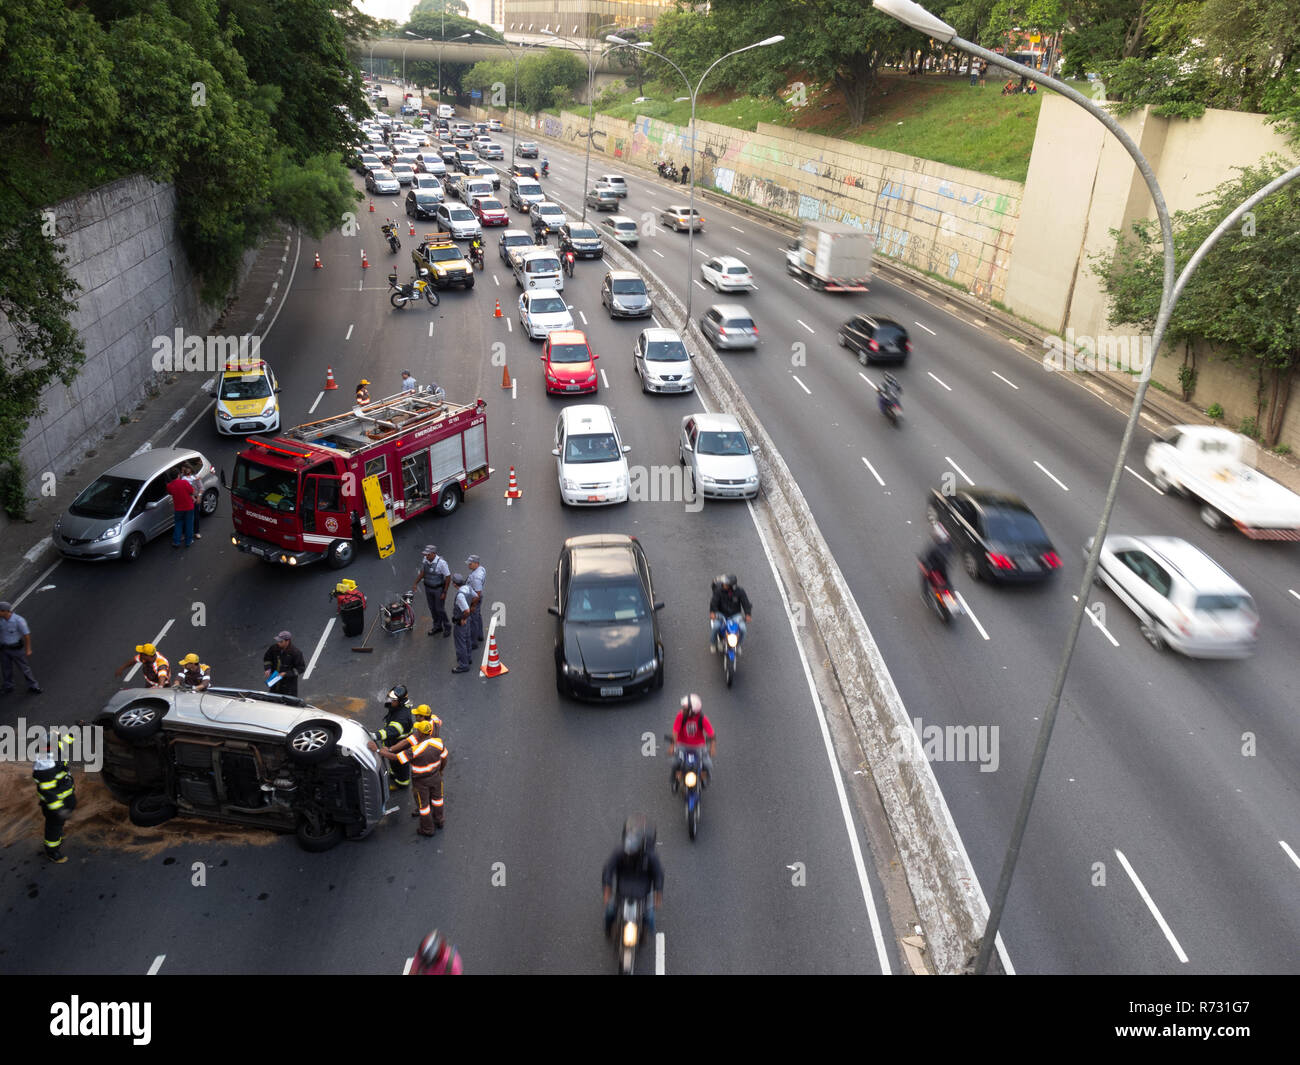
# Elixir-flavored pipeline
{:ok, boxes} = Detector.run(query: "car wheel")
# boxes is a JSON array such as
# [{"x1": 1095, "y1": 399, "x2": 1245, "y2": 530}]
[
  {"x1": 296, "y1": 817, "x2": 344, "y2": 853},
  {"x1": 858, "y1": 348, "x2": 868, "y2": 366},
  {"x1": 654, "y1": 661, "x2": 664, "y2": 690},
  {"x1": 1139, "y1": 622, "x2": 1167, "y2": 652},
  {"x1": 925, "y1": 503, "x2": 941, "y2": 526},
  {"x1": 1152, "y1": 471, "x2": 1174, "y2": 494},
  {"x1": 112, "y1": 699, "x2": 169, "y2": 742},
  {"x1": 201, "y1": 488, "x2": 219, "y2": 516},
  {"x1": 121, "y1": 533, "x2": 146, "y2": 564},
  {"x1": 555, "y1": 668, "x2": 566, "y2": 697},
  {"x1": 326, "y1": 539, "x2": 355, "y2": 569},
  {"x1": 128, "y1": 792, "x2": 178, "y2": 828},
  {"x1": 1199, "y1": 504, "x2": 1226, "y2": 530},
  {"x1": 963, "y1": 550, "x2": 982, "y2": 581},
  {"x1": 837, "y1": 332, "x2": 847, "y2": 348},
  {"x1": 286, "y1": 721, "x2": 339, "y2": 765},
  {"x1": 639, "y1": 371, "x2": 649, "y2": 395},
  {"x1": 437, "y1": 484, "x2": 462, "y2": 515}
]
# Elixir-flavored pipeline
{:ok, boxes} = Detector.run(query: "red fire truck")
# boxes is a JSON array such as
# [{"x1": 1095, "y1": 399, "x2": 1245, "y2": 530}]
[{"x1": 228, "y1": 390, "x2": 489, "y2": 568}]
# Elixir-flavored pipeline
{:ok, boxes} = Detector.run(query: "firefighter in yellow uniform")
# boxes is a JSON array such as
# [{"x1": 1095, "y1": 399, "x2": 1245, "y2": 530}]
[
  {"x1": 114, "y1": 643, "x2": 170, "y2": 688},
  {"x1": 34, "y1": 731, "x2": 77, "y2": 864},
  {"x1": 371, "y1": 721, "x2": 448, "y2": 836},
  {"x1": 173, "y1": 653, "x2": 211, "y2": 690}
]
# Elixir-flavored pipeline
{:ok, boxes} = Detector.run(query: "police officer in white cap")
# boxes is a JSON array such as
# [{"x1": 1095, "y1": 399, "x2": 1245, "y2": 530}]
[
  {"x1": 0, "y1": 601, "x2": 41, "y2": 695},
  {"x1": 450, "y1": 575, "x2": 473, "y2": 673},
  {"x1": 465, "y1": 555, "x2": 486, "y2": 647}
]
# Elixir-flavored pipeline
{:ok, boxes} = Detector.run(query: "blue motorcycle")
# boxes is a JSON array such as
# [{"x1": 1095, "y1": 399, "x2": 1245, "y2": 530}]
[
  {"x1": 714, "y1": 615, "x2": 742, "y2": 687},
  {"x1": 667, "y1": 736, "x2": 705, "y2": 841}
]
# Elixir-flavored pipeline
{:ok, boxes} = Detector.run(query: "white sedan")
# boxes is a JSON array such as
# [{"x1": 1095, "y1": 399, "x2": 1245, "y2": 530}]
[
  {"x1": 518, "y1": 289, "x2": 574, "y2": 340},
  {"x1": 678, "y1": 412, "x2": 760, "y2": 500},
  {"x1": 700, "y1": 255, "x2": 755, "y2": 292}
]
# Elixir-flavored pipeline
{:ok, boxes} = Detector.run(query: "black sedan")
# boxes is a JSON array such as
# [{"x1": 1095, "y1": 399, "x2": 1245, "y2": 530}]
[
  {"x1": 926, "y1": 488, "x2": 1062, "y2": 583},
  {"x1": 838, "y1": 314, "x2": 911, "y2": 364},
  {"x1": 559, "y1": 223, "x2": 604, "y2": 259},
  {"x1": 548, "y1": 534, "x2": 665, "y2": 700}
]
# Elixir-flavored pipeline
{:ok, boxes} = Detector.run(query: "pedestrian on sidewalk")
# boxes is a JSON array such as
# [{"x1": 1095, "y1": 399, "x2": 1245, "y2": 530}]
[
  {"x1": 263, "y1": 630, "x2": 306, "y2": 697},
  {"x1": 465, "y1": 555, "x2": 486, "y2": 647},
  {"x1": 450, "y1": 574, "x2": 473, "y2": 673},
  {"x1": 115, "y1": 643, "x2": 170, "y2": 688},
  {"x1": 167, "y1": 467, "x2": 196, "y2": 548},
  {"x1": 34, "y1": 731, "x2": 76, "y2": 863},
  {"x1": 680, "y1": 164, "x2": 690, "y2": 186},
  {"x1": 0, "y1": 601, "x2": 42, "y2": 695},
  {"x1": 412, "y1": 544, "x2": 451, "y2": 636}
]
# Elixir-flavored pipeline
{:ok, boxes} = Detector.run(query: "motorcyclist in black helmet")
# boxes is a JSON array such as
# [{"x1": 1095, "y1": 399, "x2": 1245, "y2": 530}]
[
  {"x1": 918, "y1": 522, "x2": 953, "y2": 591},
  {"x1": 602, "y1": 814, "x2": 664, "y2": 937},
  {"x1": 709, "y1": 574, "x2": 752, "y2": 651}
]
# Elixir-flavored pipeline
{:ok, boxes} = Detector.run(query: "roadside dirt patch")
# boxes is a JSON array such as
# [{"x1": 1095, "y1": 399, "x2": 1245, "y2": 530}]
[{"x1": 0, "y1": 762, "x2": 277, "y2": 860}]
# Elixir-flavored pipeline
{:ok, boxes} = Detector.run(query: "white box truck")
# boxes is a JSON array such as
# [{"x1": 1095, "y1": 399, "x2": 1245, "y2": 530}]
[
  {"x1": 784, "y1": 221, "x2": 874, "y2": 291},
  {"x1": 1144, "y1": 425, "x2": 1300, "y2": 539}
]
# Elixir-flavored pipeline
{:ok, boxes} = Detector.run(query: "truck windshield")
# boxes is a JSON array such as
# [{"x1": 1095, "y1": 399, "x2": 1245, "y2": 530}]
[
  {"x1": 231, "y1": 456, "x2": 298, "y2": 512},
  {"x1": 426, "y1": 245, "x2": 463, "y2": 262}
]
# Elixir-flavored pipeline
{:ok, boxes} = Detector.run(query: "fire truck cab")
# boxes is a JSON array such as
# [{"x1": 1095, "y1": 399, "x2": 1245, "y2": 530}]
[{"x1": 228, "y1": 390, "x2": 489, "y2": 569}]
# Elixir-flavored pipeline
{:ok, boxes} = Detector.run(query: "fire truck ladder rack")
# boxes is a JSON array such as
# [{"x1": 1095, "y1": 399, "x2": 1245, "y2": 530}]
[{"x1": 280, "y1": 389, "x2": 456, "y2": 455}]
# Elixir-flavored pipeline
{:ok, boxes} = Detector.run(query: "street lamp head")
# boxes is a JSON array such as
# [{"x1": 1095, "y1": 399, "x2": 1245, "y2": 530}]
[
  {"x1": 674, "y1": 96, "x2": 689, "y2": 102},
  {"x1": 870, "y1": 0, "x2": 957, "y2": 43},
  {"x1": 606, "y1": 34, "x2": 627, "y2": 45},
  {"x1": 758, "y1": 36, "x2": 786, "y2": 47}
]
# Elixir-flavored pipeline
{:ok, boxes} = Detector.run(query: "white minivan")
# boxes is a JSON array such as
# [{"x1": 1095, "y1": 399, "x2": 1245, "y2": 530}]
[
  {"x1": 509, "y1": 177, "x2": 545, "y2": 211},
  {"x1": 514, "y1": 248, "x2": 564, "y2": 291},
  {"x1": 438, "y1": 103, "x2": 454, "y2": 119}
]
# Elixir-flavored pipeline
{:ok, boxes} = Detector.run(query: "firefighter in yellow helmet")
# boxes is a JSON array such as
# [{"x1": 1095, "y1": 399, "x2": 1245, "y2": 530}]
[
  {"x1": 173, "y1": 653, "x2": 211, "y2": 691},
  {"x1": 370, "y1": 718, "x2": 448, "y2": 836},
  {"x1": 114, "y1": 643, "x2": 170, "y2": 688}
]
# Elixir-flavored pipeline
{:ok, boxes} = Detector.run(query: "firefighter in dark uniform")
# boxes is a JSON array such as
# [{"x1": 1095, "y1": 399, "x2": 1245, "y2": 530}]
[
  {"x1": 370, "y1": 722, "x2": 448, "y2": 836},
  {"x1": 371, "y1": 685, "x2": 415, "y2": 790},
  {"x1": 34, "y1": 731, "x2": 77, "y2": 863}
]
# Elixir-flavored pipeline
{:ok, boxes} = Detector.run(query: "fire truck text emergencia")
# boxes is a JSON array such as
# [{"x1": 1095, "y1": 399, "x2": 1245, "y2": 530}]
[{"x1": 228, "y1": 390, "x2": 489, "y2": 568}]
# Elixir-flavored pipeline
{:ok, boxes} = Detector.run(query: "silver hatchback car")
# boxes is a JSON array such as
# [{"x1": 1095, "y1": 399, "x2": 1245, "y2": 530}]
[
  {"x1": 53, "y1": 447, "x2": 220, "y2": 562},
  {"x1": 1088, "y1": 534, "x2": 1259, "y2": 657},
  {"x1": 699, "y1": 304, "x2": 759, "y2": 350}
]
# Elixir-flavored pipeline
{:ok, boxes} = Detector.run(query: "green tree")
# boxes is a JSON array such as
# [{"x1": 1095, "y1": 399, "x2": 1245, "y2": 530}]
[
  {"x1": 411, "y1": 0, "x2": 468, "y2": 15},
  {"x1": 1094, "y1": 160, "x2": 1300, "y2": 444}
]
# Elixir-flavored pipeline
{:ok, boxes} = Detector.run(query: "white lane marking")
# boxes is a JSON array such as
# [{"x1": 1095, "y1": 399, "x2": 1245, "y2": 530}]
[
  {"x1": 694, "y1": 247, "x2": 707, "y2": 256},
  {"x1": 953, "y1": 592, "x2": 990, "y2": 640},
  {"x1": 693, "y1": 279, "x2": 708, "y2": 290},
  {"x1": 359, "y1": 280, "x2": 363, "y2": 291},
  {"x1": 1073, "y1": 595, "x2": 1120, "y2": 647},
  {"x1": 147, "y1": 955, "x2": 165, "y2": 975},
  {"x1": 745, "y1": 498, "x2": 893, "y2": 974},
  {"x1": 651, "y1": 248, "x2": 665, "y2": 258},
  {"x1": 402, "y1": 956, "x2": 413, "y2": 975},
  {"x1": 735, "y1": 246, "x2": 751, "y2": 255},
  {"x1": 796, "y1": 319, "x2": 815, "y2": 335},
  {"x1": 1281, "y1": 840, "x2": 1300, "y2": 869},
  {"x1": 914, "y1": 321, "x2": 936, "y2": 336},
  {"x1": 792, "y1": 278, "x2": 810, "y2": 291},
  {"x1": 579, "y1": 311, "x2": 588, "y2": 326},
  {"x1": 1034, "y1": 460, "x2": 1070, "y2": 492},
  {"x1": 308, "y1": 391, "x2": 324, "y2": 414},
  {"x1": 655, "y1": 932, "x2": 665, "y2": 975},
  {"x1": 511, "y1": 378, "x2": 518, "y2": 400},
  {"x1": 493, "y1": 274, "x2": 499, "y2": 286},
  {"x1": 125, "y1": 620, "x2": 175, "y2": 682},
  {"x1": 1114, "y1": 848, "x2": 1189, "y2": 963},
  {"x1": 859, "y1": 371, "x2": 877, "y2": 390},
  {"x1": 729, "y1": 225, "x2": 744, "y2": 233},
  {"x1": 791, "y1": 374, "x2": 811, "y2": 395},
  {"x1": 130, "y1": 442, "x2": 153, "y2": 457},
  {"x1": 345, "y1": 324, "x2": 354, "y2": 341},
  {"x1": 946, "y1": 457, "x2": 973, "y2": 485},
  {"x1": 1290, "y1": 589, "x2": 1300, "y2": 603},
  {"x1": 302, "y1": 618, "x2": 336, "y2": 680},
  {"x1": 428, "y1": 322, "x2": 435, "y2": 337},
  {"x1": 505, "y1": 318, "x2": 512, "y2": 333},
  {"x1": 600, "y1": 368, "x2": 609, "y2": 389},
  {"x1": 13, "y1": 559, "x2": 60, "y2": 609},
  {"x1": 927, "y1": 371, "x2": 952, "y2": 392},
  {"x1": 651, "y1": 315, "x2": 664, "y2": 328},
  {"x1": 991, "y1": 371, "x2": 1019, "y2": 390},
  {"x1": 860, "y1": 457, "x2": 885, "y2": 486},
  {"x1": 1125, "y1": 465, "x2": 1163, "y2": 494}
]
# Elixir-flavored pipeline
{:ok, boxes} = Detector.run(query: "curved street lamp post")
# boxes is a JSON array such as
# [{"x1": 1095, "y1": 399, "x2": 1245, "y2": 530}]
[{"x1": 872, "y1": 0, "x2": 1300, "y2": 975}]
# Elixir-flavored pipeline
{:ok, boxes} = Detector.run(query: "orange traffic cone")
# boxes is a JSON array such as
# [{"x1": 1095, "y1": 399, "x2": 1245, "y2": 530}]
[
  {"x1": 493, "y1": 299, "x2": 502, "y2": 318},
  {"x1": 503, "y1": 465, "x2": 522, "y2": 499},
  {"x1": 409, "y1": 221, "x2": 415, "y2": 236},
  {"x1": 325, "y1": 366, "x2": 338, "y2": 390},
  {"x1": 501, "y1": 364, "x2": 512, "y2": 389},
  {"x1": 361, "y1": 249, "x2": 369, "y2": 269},
  {"x1": 369, "y1": 199, "x2": 375, "y2": 213},
  {"x1": 314, "y1": 252, "x2": 323, "y2": 269},
  {"x1": 480, "y1": 631, "x2": 508, "y2": 678}
]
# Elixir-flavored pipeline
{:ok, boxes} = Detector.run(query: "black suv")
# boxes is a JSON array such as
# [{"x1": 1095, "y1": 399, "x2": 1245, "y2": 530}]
[
  {"x1": 837, "y1": 315, "x2": 911, "y2": 364},
  {"x1": 559, "y1": 223, "x2": 604, "y2": 259}
]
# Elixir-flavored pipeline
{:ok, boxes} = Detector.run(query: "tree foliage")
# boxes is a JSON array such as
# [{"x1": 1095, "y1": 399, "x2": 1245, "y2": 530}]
[{"x1": 1094, "y1": 160, "x2": 1300, "y2": 444}]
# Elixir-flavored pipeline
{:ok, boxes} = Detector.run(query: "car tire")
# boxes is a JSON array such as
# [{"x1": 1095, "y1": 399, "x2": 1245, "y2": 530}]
[
  {"x1": 128, "y1": 792, "x2": 178, "y2": 828},
  {"x1": 296, "y1": 817, "x2": 344, "y2": 853},
  {"x1": 858, "y1": 348, "x2": 869, "y2": 366},
  {"x1": 1199, "y1": 504, "x2": 1226, "y2": 530},
  {"x1": 286, "y1": 721, "x2": 339, "y2": 765},
  {"x1": 640, "y1": 371, "x2": 649, "y2": 395},
  {"x1": 1139, "y1": 622, "x2": 1167, "y2": 652},
  {"x1": 963, "y1": 550, "x2": 982, "y2": 581},
  {"x1": 837, "y1": 332, "x2": 847, "y2": 348},
  {"x1": 112, "y1": 699, "x2": 169, "y2": 742},
  {"x1": 1152, "y1": 471, "x2": 1174, "y2": 494},
  {"x1": 201, "y1": 488, "x2": 219, "y2": 516},
  {"x1": 555, "y1": 669, "x2": 566, "y2": 697},
  {"x1": 437, "y1": 484, "x2": 462, "y2": 515},
  {"x1": 654, "y1": 662, "x2": 664, "y2": 690},
  {"x1": 326, "y1": 539, "x2": 355, "y2": 569},
  {"x1": 466, "y1": 275, "x2": 474, "y2": 289},
  {"x1": 121, "y1": 532, "x2": 146, "y2": 564}
]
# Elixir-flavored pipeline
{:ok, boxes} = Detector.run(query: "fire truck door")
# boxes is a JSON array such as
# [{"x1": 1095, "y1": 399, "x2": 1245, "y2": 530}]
[
  {"x1": 361, "y1": 474, "x2": 396, "y2": 559},
  {"x1": 301, "y1": 470, "x2": 348, "y2": 544}
]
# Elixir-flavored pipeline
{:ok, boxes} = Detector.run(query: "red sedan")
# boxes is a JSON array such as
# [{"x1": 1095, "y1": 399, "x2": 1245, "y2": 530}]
[
  {"x1": 470, "y1": 195, "x2": 509, "y2": 227},
  {"x1": 541, "y1": 330, "x2": 599, "y2": 395}
]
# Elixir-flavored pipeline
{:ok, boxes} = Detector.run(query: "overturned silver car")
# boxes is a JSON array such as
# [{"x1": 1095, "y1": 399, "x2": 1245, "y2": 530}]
[{"x1": 96, "y1": 688, "x2": 390, "y2": 852}]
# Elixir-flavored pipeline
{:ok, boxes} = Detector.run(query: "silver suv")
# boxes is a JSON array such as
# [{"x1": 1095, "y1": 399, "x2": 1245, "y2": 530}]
[
  {"x1": 53, "y1": 447, "x2": 220, "y2": 562},
  {"x1": 1088, "y1": 534, "x2": 1259, "y2": 657},
  {"x1": 96, "y1": 687, "x2": 392, "y2": 851}
]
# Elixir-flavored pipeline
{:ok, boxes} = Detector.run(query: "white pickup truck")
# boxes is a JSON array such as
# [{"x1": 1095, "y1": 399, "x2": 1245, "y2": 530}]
[{"x1": 1145, "y1": 424, "x2": 1300, "y2": 540}]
